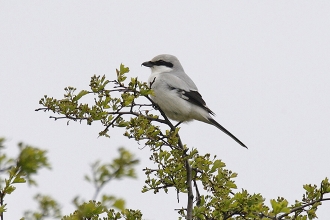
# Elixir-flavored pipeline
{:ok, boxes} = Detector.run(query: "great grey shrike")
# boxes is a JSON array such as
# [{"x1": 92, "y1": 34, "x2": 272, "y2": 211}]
[{"x1": 142, "y1": 54, "x2": 247, "y2": 148}]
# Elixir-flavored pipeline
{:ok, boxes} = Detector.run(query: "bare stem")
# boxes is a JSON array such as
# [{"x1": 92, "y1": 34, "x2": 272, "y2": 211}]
[
  {"x1": 277, "y1": 197, "x2": 330, "y2": 219},
  {"x1": 153, "y1": 100, "x2": 194, "y2": 220}
]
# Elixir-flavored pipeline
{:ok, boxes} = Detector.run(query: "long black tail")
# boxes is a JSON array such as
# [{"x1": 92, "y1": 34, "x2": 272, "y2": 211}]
[{"x1": 208, "y1": 118, "x2": 247, "y2": 149}]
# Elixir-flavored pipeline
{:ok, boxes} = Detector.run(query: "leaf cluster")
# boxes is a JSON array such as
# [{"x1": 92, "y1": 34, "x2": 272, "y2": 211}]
[
  {"x1": 22, "y1": 146, "x2": 140, "y2": 220},
  {"x1": 23, "y1": 194, "x2": 62, "y2": 220},
  {"x1": 84, "y1": 147, "x2": 139, "y2": 205},
  {"x1": 62, "y1": 200, "x2": 142, "y2": 220},
  {"x1": 35, "y1": 65, "x2": 330, "y2": 219},
  {"x1": 0, "y1": 138, "x2": 50, "y2": 218}
]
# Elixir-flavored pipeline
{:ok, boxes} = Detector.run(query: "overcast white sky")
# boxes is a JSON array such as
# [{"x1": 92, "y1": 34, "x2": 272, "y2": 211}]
[{"x1": 1, "y1": 1, "x2": 330, "y2": 219}]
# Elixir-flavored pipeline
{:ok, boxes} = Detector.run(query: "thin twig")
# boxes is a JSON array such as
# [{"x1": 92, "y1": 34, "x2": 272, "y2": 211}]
[
  {"x1": 277, "y1": 197, "x2": 330, "y2": 219},
  {"x1": 101, "y1": 112, "x2": 123, "y2": 134},
  {"x1": 0, "y1": 190, "x2": 3, "y2": 220},
  {"x1": 148, "y1": 184, "x2": 175, "y2": 191},
  {"x1": 193, "y1": 180, "x2": 201, "y2": 206},
  {"x1": 153, "y1": 103, "x2": 194, "y2": 220},
  {"x1": 38, "y1": 80, "x2": 195, "y2": 219},
  {"x1": 0, "y1": 166, "x2": 12, "y2": 172}
]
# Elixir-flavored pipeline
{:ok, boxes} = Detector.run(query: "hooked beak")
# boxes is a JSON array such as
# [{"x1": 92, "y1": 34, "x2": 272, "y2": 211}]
[{"x1": 141, "y1": 61, "x2": 154, "y2": 67}]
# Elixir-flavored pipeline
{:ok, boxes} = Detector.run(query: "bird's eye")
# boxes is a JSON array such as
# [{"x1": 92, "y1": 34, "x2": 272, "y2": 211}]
[{"x1": 154, "y1": 59, "x2": 173, "y2": 68}]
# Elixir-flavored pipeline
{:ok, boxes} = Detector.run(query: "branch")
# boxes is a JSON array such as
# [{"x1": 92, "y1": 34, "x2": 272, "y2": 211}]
[
  {"x1": 47, "y1": 110, "x2": 167, "y2": 126},
  {"x1": 144, "y1": 94, "x2": 194, "y2": 219},
  {"x1": 193, "y1": 180, "x2": 201, "y2": 206},
  {"x1": 0, "y1": 166, "x2": 12, "y2": 173},
  {"x1": 0, "y1": 190, "x2": 4, "y2": 220},
  {"x1": 185, "y1": 155, "x2": 193, "y2": 220},
  {"x1": 101, "y1": 111, "x2": 124, "y2": 135},
  {"x1": 148, "y1": 184, "x2": 175, "y2": 191},
  {"x1": 104, "y1": 111, "x2": 167, "y2": 124},
  {"x1": 37, "y1": 74, "x2": 196, "y2": 219},
  {"x1": 49, "y1": 115, "x2": 88, "y2": 121},
  {"x1": 277, "y1": 197, "x2": 330, "y2": 219},
  {"x1": 142, "y1": 168, "x2": 159, "y2": 173},
  {"x1": 153, "y1": 102, "x2": 194, "y2": 219}
]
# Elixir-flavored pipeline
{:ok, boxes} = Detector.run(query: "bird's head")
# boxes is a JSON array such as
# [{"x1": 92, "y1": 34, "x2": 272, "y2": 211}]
[{"x1": 142, "y1": 54, "x2": 184, "y2": 74}]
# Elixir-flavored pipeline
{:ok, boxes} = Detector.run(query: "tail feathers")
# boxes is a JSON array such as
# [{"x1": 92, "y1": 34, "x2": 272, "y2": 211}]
[{"x1": 208, "y1": 118, "x2": 247, "y2": 149}]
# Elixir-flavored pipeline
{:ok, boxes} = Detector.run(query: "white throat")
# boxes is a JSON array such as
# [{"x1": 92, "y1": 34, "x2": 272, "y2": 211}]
[{"x1": 151, "y1": 65, "x2": 173, "y2": 75}]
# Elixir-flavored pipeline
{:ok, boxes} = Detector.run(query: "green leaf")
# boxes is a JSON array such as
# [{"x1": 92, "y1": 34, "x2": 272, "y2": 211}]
[
  {"x1": 13, "y1": 176, "x2": 26, "y2": 184},
  {"x1": 73, "y1": 90, "x2": 89, "y2": 102},
  {"x1": 120, "y1": 64, "x2": 129, "y2": 74},
  {"x1": 270, "y1": 199, "x2": 280, "y2": 214},
  {"x1": 0, "y1": 204, "x2": 7, "y2": 214},
  {"x1": 210, "y1": 160, "x2": 225, "y2": 173},
  {"x1": 225, "y1": 181, "x2": 237, "y2": 189},
  {"x1": 113, "y1": 199, "x2": 125, "y2": 211},
  {"x1": 84, "y1": 175, "x2": 91, "y2": 182},
  {"x1": 321, "y1": 177, "x2": 330, "y2": 193},
  {"x1": 303, "y1": 184, "x2": 314, "y2": 193},
  {"x1": 270, "y1": 199, "x2": 290, "y2": 215},
  {"x1": 4, "y1": 185, "x2": 16, "y2": 194}
]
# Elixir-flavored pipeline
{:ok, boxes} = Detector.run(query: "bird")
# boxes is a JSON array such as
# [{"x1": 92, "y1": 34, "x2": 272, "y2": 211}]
[{"x1": 142, "y1": 54, "x2": 247, "y2": 148}]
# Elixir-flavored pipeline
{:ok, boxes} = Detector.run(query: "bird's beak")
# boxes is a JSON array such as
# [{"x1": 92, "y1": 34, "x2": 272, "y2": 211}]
[{"x1": 141, "y1": 61, "x2": 154, "y2": 67}]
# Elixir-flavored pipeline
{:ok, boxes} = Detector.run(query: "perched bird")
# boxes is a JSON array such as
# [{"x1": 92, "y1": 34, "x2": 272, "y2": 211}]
[{"x1": 142, "y1": 54, "x2": 247, "y2": 148}]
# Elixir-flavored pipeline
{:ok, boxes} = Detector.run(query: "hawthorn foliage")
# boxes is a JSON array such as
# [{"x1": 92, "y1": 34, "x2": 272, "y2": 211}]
[
  {"x1": 0, "y1": 138, "x2": 50, "y2": 220},
  {"x1": 0, "y1": 138, "x2": 139, "y2": 220},
  {"x1": 30, "y1": 64, "x2": 330, "y2": 219}
]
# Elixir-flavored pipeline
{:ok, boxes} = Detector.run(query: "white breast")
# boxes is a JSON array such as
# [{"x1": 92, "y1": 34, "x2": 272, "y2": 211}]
[{"x1": 148, "y1": 72, "x2": 192, "y2": 121}]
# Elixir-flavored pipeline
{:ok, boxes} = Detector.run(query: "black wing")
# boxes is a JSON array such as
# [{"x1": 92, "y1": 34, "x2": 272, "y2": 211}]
[
  {"x1": 182, "y1": 90, "x2": 215, "y2": 115},
  {"x1": 168, "y1": 85, "x2": 214, "y2": 115}
]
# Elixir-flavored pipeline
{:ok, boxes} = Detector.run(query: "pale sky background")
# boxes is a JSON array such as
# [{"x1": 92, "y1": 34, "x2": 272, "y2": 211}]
[{"x1": 1, "y1": 1, "x2": 330, "y2": 219}]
